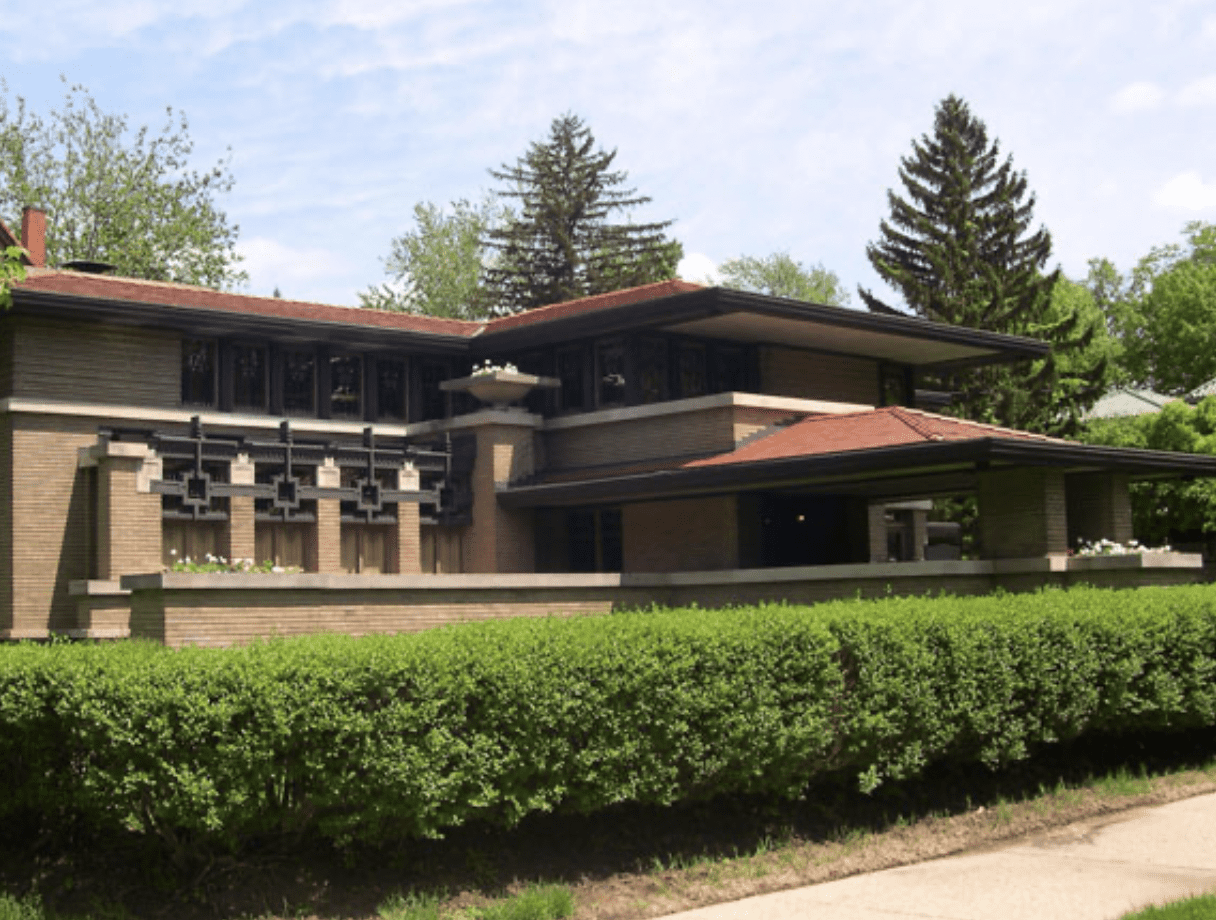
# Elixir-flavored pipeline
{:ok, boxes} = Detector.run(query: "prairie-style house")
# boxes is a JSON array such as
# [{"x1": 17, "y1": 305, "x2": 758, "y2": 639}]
[{"x1": 2, "y1": 207, "x2": 1212, "y2": 644}]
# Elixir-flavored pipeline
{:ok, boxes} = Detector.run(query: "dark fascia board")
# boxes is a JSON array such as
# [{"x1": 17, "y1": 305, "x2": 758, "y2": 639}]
[
  {"x1": 497, "y1": 437, "x2": 1216, "y2": 508},
  {"x1": 7, "y1": 288, "x2": 474, "y2": 355},
  {"x1": 473, "y1": 287, "x2": 1051, "y2": 366}
]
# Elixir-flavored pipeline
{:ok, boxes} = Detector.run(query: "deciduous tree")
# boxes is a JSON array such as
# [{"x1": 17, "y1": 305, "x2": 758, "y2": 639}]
[
  {"x1": 0, "y1": 79, "x2": 244, "y2": 289},
  {"x1": 717, "y1": 252, "x2": 849, "y2": 305},
  {"x1": 360, "y1": 197, "x2": 499, "y2": 319}
]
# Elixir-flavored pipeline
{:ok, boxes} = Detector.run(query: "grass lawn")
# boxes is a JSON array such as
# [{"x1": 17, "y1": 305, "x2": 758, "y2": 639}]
[{"x1": 1120, "y1": 893, "x2": 1216, "y2": 919}]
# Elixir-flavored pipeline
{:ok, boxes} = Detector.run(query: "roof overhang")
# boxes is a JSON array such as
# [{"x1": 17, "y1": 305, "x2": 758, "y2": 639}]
[
  {"x1": 475, "y1": 287, "x2": 1050, "y2": 369},
  {"x1": 6, "y1": 288, "x2": 472, "y2": 354},
  {"x1": 498, "y1": 438, "x2": 1216, "y2": 508}
]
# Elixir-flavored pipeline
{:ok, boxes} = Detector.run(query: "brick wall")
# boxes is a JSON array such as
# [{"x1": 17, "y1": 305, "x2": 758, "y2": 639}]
[
  {"x1": 1066, "y1": 472, "x2": 1133, "y2": 546},
  {"x1": 978, "y1": 467, "x2": 1068, "y2": 558},
  {"x1": 121, "y1": 554, "x2": 1205, "y2": 648},
  {"x1": 11, "y1": 318, "x2": 179, "y2": 408},
  {"x1": 622, "y1": 495, "x2": 740, "y2": 572},
  {"x1": 760, "y1": 347, "x2": 880, "y2": 405},
  {"x1": 315, "y1": 499, "x2": 342, "y2": 574},
  {"x1": 0, "y1": 417, "x2": 11, "y2": 630},
  {"x1": 463, "y1": 420, "x2": 537, "y2": 573},
  {"x1": 8, "y1": 415, "x2": 103, "y2": 634},
  {"x1": 96, "y1": 454, "x2": 162, "y2": 580}
]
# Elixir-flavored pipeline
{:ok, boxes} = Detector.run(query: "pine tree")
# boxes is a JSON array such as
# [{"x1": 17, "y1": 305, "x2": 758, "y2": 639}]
[
  {"x1": 860, "y1": 94, "x2": 1106, "y2": 436},
  {"x1": 484, "y1": 114, "x2": 681, "y2": 312}
]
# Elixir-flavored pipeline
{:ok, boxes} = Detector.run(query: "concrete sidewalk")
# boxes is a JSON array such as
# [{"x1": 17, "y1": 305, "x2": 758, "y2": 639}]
[{"x1": 658, "y1": 792, "x2": 1216, "y2": 920}]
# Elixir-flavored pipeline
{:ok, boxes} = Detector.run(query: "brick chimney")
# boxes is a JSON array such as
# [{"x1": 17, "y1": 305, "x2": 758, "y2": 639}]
[{"x1": 20, "y1": 206, "x2": 46, "y2": 268}]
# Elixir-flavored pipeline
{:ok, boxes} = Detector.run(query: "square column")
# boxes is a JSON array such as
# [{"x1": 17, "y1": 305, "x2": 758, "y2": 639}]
[
  {"x1": 1066, "y1": 472, "x2": 1134, "y2": 547},
  {"x1": 228, "y1": 454, "x2": 256, "y2": 565},
  {"x1": 91, "y1": 442, "x2": 163, "y2": 579},
  {"x1": 978, "y1": 468, "x2": 1068, "y2": 559},
  {"x1": 459, "y1": 410, "x2": 541, "y2": 574},
  {"x1": 395, "y1": 463, "x2": 421, "y2": 574},
  {"x1": 314, "y1": 459, "x2": 342, "y2": 574}
]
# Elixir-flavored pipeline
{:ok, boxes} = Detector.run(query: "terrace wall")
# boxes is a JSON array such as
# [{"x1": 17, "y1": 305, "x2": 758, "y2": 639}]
[{"x1": 118, "y1": 553, "x2": 1206, "y2": 648}]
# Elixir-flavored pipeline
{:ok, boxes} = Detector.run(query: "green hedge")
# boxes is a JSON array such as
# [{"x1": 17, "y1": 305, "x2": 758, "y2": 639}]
[{"x1": 1, "y1": 585, "x2": 1215, "y2": 851}]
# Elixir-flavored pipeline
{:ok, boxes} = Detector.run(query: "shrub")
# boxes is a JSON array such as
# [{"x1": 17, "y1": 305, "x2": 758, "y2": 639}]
[{"x1": 1, "y1": 585, "x2": 1214, "y2": 855}]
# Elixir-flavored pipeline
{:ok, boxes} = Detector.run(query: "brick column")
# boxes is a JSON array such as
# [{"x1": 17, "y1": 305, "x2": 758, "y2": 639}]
[
  {"x1": 867, "y1": 503, "x2": 888, "y2": 563},
  {"x1": 315, "y1": 458, "x2": 342, "y2": 574},
  {"x1": 227, "y1": 454, "x2": 256, "y2": 564},
  {"x1": 460, "y1": 410, "x2": 540, "y2": 574},
  {"x1": 395, "y1": 463, "x2": 421, "y2": 574},
  {"x1": 95, "y1": 443, "x2": 162, "y2": 579},
  {"x1": 1066, "y1": 472, "x2": 1133, "y2": 548},
  {"x1": 978, "y1": 467, "x2": 1068, "y2": 559}
]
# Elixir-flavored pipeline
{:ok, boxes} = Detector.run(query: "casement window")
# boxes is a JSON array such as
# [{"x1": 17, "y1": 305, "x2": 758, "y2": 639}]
[
  {"x1": 568, "y1": 507, "x2": 623, "y2": 572},
  {"x1": 375, "y1": 357, "x2": 407, "y2": 421},
  {"x1": 329, "y1": 353, "x2": 362, "y2": 420},
  {"x1": 181, "y1": 339, "x2": 217, "y2": 407},
  {"x1": 556, "y1": 346, "x2": 589, "y2": 412},
  {"x1": 282, "y1": 348, "x2": 317, "y2": 416},
  {"x1": 231, "y1": 343, "x2": 268, "y2": 412},
  {"x1": 415, "y1": 359, "x2": 451, "y2": 421},
  {"x1": 636, "y1": 337, "x2": 668, "y2": 404},
  {"x1": 596, "y1": 340, "x2": 628, "y2": 408},
  {"x1": 676, "y1": 342, "x2": 707, "y2": 399}
]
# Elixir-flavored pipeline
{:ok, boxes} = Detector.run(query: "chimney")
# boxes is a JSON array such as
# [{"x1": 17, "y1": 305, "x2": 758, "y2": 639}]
[{"x1": 20, "y1": 206, "x2": 46, "y2": 268}]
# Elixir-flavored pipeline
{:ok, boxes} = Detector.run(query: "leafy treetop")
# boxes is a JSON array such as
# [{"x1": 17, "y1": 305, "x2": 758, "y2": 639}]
[
  {"x1": 0, "y1": 79, "x2": 245, "y2": 289},
  {"x1": 716, "y1": 251, "x2": 850, "y2": 306}
]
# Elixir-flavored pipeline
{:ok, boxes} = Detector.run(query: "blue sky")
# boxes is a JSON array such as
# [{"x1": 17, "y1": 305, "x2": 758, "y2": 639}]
[{"x1": 2, "y1": 0, "x2": 1215, "y2": 309}]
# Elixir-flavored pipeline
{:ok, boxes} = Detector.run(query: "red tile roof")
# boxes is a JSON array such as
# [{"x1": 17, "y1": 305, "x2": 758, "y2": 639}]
[
  {"x1": 485, "y1": 279, "x2": 704, "y2": 332},
  {"x1": 12, "y1": 269, "x2": 705, "y2": 339},
  {"x1": 13, "y1": 268, "x2": 484, "y2": 337},
  {"x1": 685, "y1": 406, "x2": 1064, "y2": 468}
]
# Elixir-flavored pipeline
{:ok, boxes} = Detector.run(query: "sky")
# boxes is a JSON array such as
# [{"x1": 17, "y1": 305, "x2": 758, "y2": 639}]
[{"x1": 2, "y1": 0, "x2": 1215, "y2": 310}]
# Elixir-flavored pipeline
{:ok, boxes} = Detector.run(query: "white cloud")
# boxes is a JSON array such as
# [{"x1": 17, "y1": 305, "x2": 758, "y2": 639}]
[
  {"x1": 1153, "y1": 171, "x2": 1216, "y2": 211},
  {"x1": 678, "y1": 252, "x2": 720, "y2": 285},
  {"x1": 1177, "y1": 75, "x2": 1216, "y2": 107},
  {"x1": 1109, "y1": 81, "x2": 1165, "y2": 113},
  {"x1": 236, "y1": 237, "x2": 351, "y2": 301}
]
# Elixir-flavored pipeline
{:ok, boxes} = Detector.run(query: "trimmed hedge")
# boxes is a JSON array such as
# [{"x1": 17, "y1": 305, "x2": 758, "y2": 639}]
[{"x1": 1, "y1": 585, "x2": 1215, "y2": 851}]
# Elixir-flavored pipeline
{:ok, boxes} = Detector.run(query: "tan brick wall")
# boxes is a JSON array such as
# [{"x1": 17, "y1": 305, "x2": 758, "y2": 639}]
[
  {"x1": 978, "y1": 468, "x2": 1068, "y2": 558},
  {"x1": 1066, "y1": 472, "x2": 1133, "y2": 547},
  {"x1": 0, "y1": 328, "x2": 12, "y2": 400},
  {"x1": 0, "y1": 416, "x2": 11, "y2": 630},
  {"x1": 8, "y1": 415, "x2": 103, "y2": 634},
  {"x1": 760, "y1": 347, "x2": 880, "y2": 405},
  {"x1": 315, "y1": 499, "x2": 341, "y2": 574},
  {"x1": 96, "y1": 455, "x2": 162, "y2": 580},
  {"x1": 464, "y1": 422, "x2": 537, "y2": 573},
  {"x1": 11, "y1": 318, "x2": 179, "y2": 408},
  {"x1": 544, "y1": 405, "x2": 796, "y2": 472},
  {"x1": 395, "y1": 503, "x2": 421, "y2": 574},
  {"x1": 228, "y1": 496, "x2": 256, "y2": 564},
  {"x1": 622, "y1": 496, "x2": 740, "y2": 572}
]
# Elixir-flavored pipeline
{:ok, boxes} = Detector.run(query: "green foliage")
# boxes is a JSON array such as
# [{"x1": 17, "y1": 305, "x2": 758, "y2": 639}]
[
  {"x1": 717, "y1": 252, "x2": 849, "y2": 306},
  {"x1": 475, "y1": 885, "x2": 575, "y2": 920},
  {"x1": 1119, "y1": 893, "x2": 1216, "y2": 920},
  {"x1": 2, "y1": 586, "x2": 1216, "y2": 862},
  {"x1": 484, "y1": 113, "x2": 681, "y2": 312},
  {"x1": 362, "y1": 198, "x2": 501, "y2": 319},
  {"x1": 1081, "y1": 397, "x2": 1216, "y2": 542},
  {"x1": 0, "y1": 893, "x2": 44, "y2": 920},
  {"x1": 0, "y1": 243, "x2": 26, "y2": 309},
  {"x1": 1101, "y1": 222, "x2": 1216, "y2": 394},
  {"x1": 860, "y1": 94, "x2": 1105, "y2": 435},
  {"x1": 0, "y1": 79, "x2": 244, "y2": 289}
]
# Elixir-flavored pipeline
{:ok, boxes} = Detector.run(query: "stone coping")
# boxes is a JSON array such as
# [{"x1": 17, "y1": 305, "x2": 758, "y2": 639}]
[
  {"x1": 120, "y1": 553, "x2": 1203, "y2": 593},
  {"x1": 540, "y1": 392, "x2": 872, "y2": 431},
  {"x1": 69, "y1": 579, "x2": 131, "y2": 597}
]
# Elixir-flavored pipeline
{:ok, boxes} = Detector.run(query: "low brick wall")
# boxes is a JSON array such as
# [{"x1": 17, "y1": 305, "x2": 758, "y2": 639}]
[{"x1": 113, "y1": 553, "x2": 1206, "y2": 648}]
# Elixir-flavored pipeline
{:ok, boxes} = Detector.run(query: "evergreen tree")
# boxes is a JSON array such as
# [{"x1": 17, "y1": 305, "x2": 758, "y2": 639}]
[
  {"x1": 484, "y1": 114, "x2": 681, "y2": 312},
  {"x1": 860, "y1": 94, "x2": 1105, "y2": 436}
]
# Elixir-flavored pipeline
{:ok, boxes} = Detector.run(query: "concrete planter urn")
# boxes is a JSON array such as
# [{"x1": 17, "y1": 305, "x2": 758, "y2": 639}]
[{"x1": 441, "y1": 370, "x2": 560, "y2": 409}]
